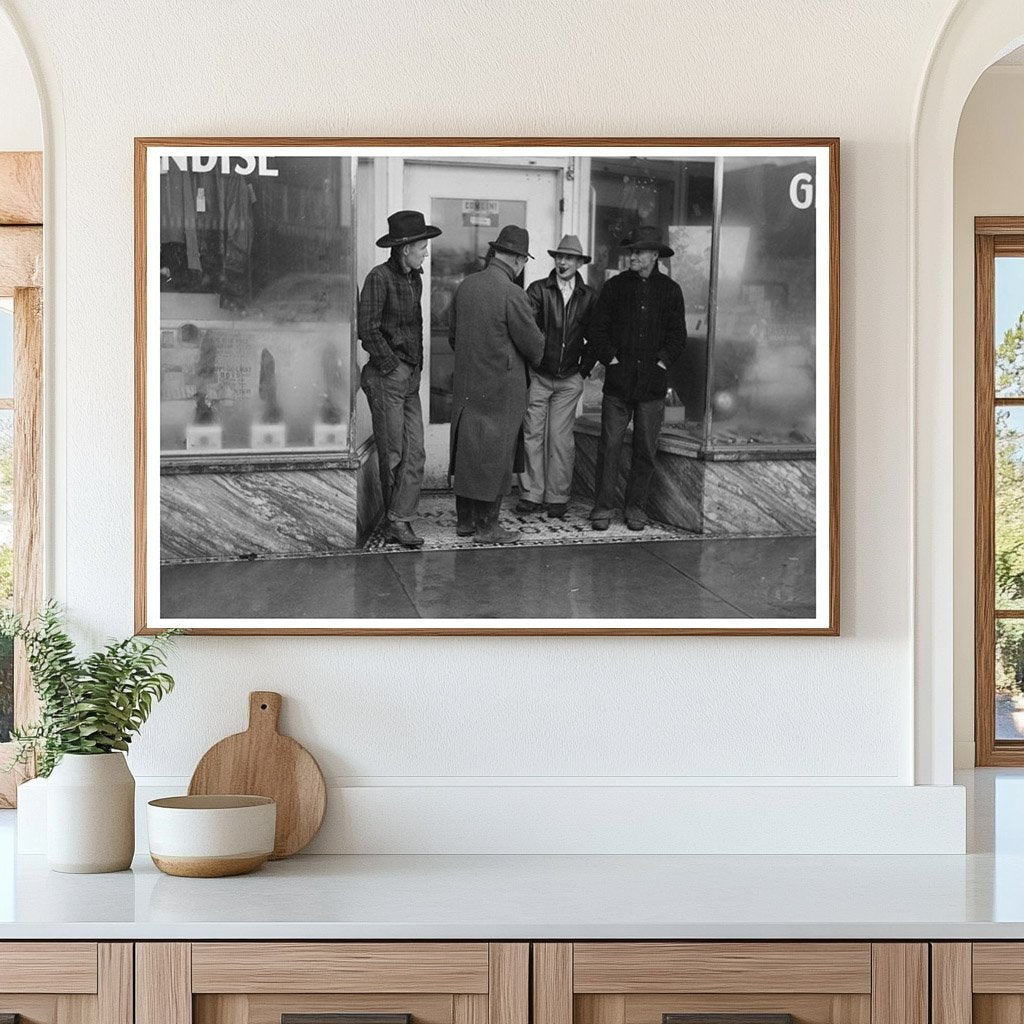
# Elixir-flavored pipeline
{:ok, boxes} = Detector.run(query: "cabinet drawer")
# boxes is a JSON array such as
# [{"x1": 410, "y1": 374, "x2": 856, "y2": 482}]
[
  {"x1": 191, "y1": 943, "x2": 490, "y2": 993},
  {"x1": 139, "y1": 942, "x2": 528, "y2": 1024},
  {"x1": 0, "y1": 943, "x2": 130, "y2": 1024},
  {"x1": 534, "y1": 943, "x2": 926, "y2": 1024},
  {"x1": 937, "y1": 942, "x2": 1024, "y2": 1024},
  {"x1": 572, "y1": 944, "x2": 872, "y2": 994},
  {"x1": 0, "y1": 942, "x2": 98, "y2": 993}
]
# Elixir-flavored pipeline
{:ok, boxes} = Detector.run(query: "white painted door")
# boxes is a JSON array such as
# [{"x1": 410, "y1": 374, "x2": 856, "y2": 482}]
[{"x1": 405, "y1": 162, "x2": 562, "y2": 488}]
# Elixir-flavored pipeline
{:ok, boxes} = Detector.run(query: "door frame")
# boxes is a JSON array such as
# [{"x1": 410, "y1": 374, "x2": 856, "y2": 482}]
[{"x1": 404, "y1": 158, "x2": 566, "y2": 488}]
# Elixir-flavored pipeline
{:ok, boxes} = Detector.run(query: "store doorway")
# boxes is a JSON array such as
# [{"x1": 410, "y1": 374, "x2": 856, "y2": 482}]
[{"x1": 405, "y1": 161, "x2": 561, "y2": 488}]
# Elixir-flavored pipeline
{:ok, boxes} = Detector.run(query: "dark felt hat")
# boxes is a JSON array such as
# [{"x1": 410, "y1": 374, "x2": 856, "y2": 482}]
[
  {"x1": 622, "y1": 224, "x2": 674, "y2": 258},
  {"x1": 376, "y1": 210, "x2": 442, "y2": 248},
  {"x1": 547, "y1": 234, "x2": 591, "y2": 264},
  {"x1": 489, "y1": 224, "x2": 533, "y2": 259}
]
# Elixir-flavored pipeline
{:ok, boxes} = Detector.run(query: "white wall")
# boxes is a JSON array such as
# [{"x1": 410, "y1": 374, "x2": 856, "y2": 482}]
[
  {"x1": 952, "y1": 66, "x2": 1024, "y2": 767},
  {"x1": 0, "y1": 7, "x2": 39, "y2": 152},
  {"x1": 0, "y1": 0, "x2": 975, "y2": 852}
]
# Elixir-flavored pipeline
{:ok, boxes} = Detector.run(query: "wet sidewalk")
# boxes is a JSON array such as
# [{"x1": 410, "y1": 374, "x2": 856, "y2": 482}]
[{"x1": 161, "y1": 532, "x2": 815, "y2": 621}]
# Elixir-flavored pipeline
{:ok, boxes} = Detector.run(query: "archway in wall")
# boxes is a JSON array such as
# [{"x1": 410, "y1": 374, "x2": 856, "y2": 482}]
[
  {"x1": 952, "y1": 49, "x2": 1024, "y2": 770},
  {"x1": 913, "y1": 0, "x2": 1024, "y2": 786}
]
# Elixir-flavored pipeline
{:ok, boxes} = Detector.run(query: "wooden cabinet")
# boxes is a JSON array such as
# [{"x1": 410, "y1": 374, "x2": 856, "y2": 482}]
[
  {"x1": 0, "y1": 938, "x2": 946, "y2": 1024},
  {"x1": 932, "y1": 943, "x2": 1023, "y2": 1024},
  {"x1": 136, "y1": 944, "x2": 528, "y2": 1024},
  {"x1": 0, "y1": 943, "x2": 132, "y2": 1024},
  {"x1": 532, "y1": 944, "x2": 928, "y2": 1024}
]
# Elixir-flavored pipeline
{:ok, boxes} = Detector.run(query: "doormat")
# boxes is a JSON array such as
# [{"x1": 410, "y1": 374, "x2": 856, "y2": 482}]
[{"x1": 362, "y1": 492, "x2": 696, "y2": 554}]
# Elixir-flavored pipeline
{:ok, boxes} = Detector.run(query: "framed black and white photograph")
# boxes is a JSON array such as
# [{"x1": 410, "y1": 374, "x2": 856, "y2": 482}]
[{"x1": 135, "y1": 138, "x2": 839, "y2": 635}]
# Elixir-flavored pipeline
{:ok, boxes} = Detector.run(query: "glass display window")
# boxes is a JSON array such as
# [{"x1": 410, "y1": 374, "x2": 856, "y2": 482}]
[
  {"x1": 583, "y1": 154, "x2": 817, "y2": 455},
  {"x1": 709, "y1": 156, "x2": 816, "y2": 452},
  {"x1": 158, "y1": 154, "x2": 355, "y2": 455}
]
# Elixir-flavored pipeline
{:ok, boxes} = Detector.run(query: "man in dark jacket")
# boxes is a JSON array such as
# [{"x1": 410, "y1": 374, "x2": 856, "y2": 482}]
[
  {"x1": 588, "y1": 226, "x2": 687, "y2": 532},
  {"x1": 517, "y1": 235, "x2": 597, "y2": 519},
  {"x1": 358, "y1": 210, "x2": 441, "y2": 549},
  {"x1": 449, "y1": 225, "x2": 545, "y2": 544}
]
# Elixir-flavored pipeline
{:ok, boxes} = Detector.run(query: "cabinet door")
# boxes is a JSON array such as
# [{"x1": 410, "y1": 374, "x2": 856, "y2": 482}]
[
  {"x1": 533, "y1": 944, "x2": 927, "y2": 1024},
  {"x1": 0, "y1": 943, "x2": 131, "y2": 1024},
  {"x1": 943, "y1": 943, "x2": 1024, "y2": 1024},
  {"x1": 137, "y1": 943, "x2": 528, "y2": 1024}
]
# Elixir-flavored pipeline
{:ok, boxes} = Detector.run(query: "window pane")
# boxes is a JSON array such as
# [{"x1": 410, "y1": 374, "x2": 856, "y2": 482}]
[
  {"x1": 996, "y1": 407, "x2": 1024, "y2": 609},
  {"x1": 158, "y1": 155, "x2": 354, "y2": 453},
  {"x1": 0, "y1": 409, "x2": 12, "y2": 742},
  {"x1": 996, "y1": 256, "x2": 1024, "y2": 397},
  {"x1": 997, "y1": 620, "x2": 1024, "y2": 740},
  {"x1": 0, "y1": 306, "x2": 14, "y2": 398},
  {"x1": 710, "y1": 156, "x2": 817, "y2": 449},
  {"x1": 583, "y1": 156, "x2": 714, "y2": 437}
]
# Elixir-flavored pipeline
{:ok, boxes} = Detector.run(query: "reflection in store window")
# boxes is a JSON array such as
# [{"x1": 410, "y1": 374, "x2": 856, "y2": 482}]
[
  {"x1": 711, "y1": 157, "x2": 816, "y2": 450},
  {"x1": 582, "y1": 155, "x2": 816, "y2": 454},
  {"x1": 159, "y1": 155, "x2": 354, "y2": 454},
  {"x1": 583, "y1": 158, "x2": 715, "y2": 440}
]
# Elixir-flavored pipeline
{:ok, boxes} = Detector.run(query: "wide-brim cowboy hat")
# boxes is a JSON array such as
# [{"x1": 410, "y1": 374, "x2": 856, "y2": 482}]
[
  {"x1": 489, "y1": 224, "x2": 534, "y2": 259},
  {"x1": 376, "y1": 209, "x2": 442, "y2": 248},
  {"x1": 547, "y1": 234, "x2": 591, "y2": 264},
  {"x1": 622, "y1": 225, "x2": 674, "y2": 258}
]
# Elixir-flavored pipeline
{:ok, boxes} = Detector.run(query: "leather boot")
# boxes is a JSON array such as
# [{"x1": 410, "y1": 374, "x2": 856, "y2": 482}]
[
  {"x1": 455, "y1": 495, "x2": 477, "y2": 537},
  {"x1": 473, "y1": 498, "x2": 521, "y2": 545}
]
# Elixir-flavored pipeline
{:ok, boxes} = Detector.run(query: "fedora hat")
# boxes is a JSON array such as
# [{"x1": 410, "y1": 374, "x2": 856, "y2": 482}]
[
  {"x1": 489, "y1": 224, "x2": 533, "y2": 259},
  {"x1": 376, "y1": 210, "x2": 442, "y2": 248},
  {"x1": 547, "y1": 234, "x2": 591, "y2": 264},
  {"x1": 622, "y1": 225, "x2": 674, "y2": 258}
]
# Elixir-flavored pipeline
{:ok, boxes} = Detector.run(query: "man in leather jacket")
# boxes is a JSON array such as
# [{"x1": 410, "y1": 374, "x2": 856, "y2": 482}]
[{"x1": 516, "y1": 235, "x2": 597, "y2": 519}]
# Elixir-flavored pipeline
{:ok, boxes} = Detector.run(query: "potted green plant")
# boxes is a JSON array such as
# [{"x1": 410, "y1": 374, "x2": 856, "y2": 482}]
[{"x1": 1, "y1": 602, "x2": 179, "y2": 873}]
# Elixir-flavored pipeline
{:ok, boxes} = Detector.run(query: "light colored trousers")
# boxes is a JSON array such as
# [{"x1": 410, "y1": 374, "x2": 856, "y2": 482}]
[{"x1": 518, "y1": 369, "x2": 585, "y2": 504}]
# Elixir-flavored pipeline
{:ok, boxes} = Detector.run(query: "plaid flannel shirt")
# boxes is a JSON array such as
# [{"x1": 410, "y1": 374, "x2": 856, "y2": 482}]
[{"x1": 357, "y1": 255, "x2": 424, "y2": 374}]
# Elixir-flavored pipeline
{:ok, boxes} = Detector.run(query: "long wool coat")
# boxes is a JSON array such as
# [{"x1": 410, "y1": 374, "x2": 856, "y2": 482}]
[{"x1": 448, "y1": 260, "x2": 545, "y2": 501}]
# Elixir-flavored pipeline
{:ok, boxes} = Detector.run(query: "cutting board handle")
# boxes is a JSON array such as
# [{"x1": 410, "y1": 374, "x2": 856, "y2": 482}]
[{"x1": 248, "y1": 691, "x2": 282, "y2": 734}]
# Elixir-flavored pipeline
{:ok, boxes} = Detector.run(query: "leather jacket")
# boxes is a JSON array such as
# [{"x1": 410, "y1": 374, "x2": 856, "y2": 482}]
[{"x1": 525, "y1": 271, "x2": 597, "y2": 378}]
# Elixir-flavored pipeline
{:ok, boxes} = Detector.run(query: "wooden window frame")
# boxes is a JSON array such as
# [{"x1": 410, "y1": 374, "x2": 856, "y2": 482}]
[{"x1": 0, "y1": 151, "x2": 43, "y2": 806}]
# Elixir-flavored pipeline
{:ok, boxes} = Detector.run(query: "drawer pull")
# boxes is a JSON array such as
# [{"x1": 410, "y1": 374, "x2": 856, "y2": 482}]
[
  {"x1": 283, "y1": 1016, "x2": 411, "y2": 1024},
  {"x1": 665, "y1": 1016, "x2": 795, "y2": 1024}
]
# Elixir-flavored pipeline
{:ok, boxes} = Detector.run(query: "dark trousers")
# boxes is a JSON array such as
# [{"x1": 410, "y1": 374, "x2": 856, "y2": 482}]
[
  {"x1": 360, "y1": 360, "x2": 425, "y2": 522},
  {"x1": 592, "y1": 393, "x2": 665, "y2": 519}
]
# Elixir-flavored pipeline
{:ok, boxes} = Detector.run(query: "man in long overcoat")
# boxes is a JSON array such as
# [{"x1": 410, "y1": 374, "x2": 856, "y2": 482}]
[{"x1": 448, "y1": 225, "x2": 545, "y2": 544}]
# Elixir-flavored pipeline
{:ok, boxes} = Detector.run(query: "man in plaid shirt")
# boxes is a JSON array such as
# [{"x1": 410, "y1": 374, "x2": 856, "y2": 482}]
[{"x1": 358, "y1": 210, "x2": 442, "y2": 548}]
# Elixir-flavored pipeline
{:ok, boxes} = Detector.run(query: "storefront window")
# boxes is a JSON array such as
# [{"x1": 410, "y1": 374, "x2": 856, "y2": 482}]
[
  {"x1": 159, "y1": 155, "x2": 354, "y2": 455},
  {"x1": 583, "y1": 157, "x2": 715, "y2": 437},
  {"x1": 708, "y1": 156, "x2": 816, "y2": 450}
]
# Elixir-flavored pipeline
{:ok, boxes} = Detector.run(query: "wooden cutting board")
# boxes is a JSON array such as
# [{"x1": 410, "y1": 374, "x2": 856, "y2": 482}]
[{"x1": 188, "y1": 691, "x2": 326, "y2": 859}]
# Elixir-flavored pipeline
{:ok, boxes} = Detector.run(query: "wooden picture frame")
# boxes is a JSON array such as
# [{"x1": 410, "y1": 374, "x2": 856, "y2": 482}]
[{"x1": 135, "y1": 137, "x2": 839, "y2": 636}]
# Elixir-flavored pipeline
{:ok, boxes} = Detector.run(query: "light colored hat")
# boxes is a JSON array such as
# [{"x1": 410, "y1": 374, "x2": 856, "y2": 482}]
[{"x1": 547, "y1": 234, "x2": 591, "y2": 264}]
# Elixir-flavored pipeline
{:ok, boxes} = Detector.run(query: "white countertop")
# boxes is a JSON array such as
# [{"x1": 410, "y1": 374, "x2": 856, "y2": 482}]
[
  {"x1": 2, "y1": 769, "x2": 1023, "y2": 941},
  {"x1": 0, "y1": 849, "x2": 1022, "y2": 940}
]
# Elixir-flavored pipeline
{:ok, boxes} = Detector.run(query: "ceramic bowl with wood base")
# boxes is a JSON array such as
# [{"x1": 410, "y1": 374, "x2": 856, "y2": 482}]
[{"x1": 147, "y1": 795, "x2": 276, "y2": 877}]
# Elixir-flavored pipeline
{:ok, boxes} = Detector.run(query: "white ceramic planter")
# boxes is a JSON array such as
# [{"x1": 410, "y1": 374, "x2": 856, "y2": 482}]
[{"x1": 46, "y1": 752, "x2": 135, "y2": 873}]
